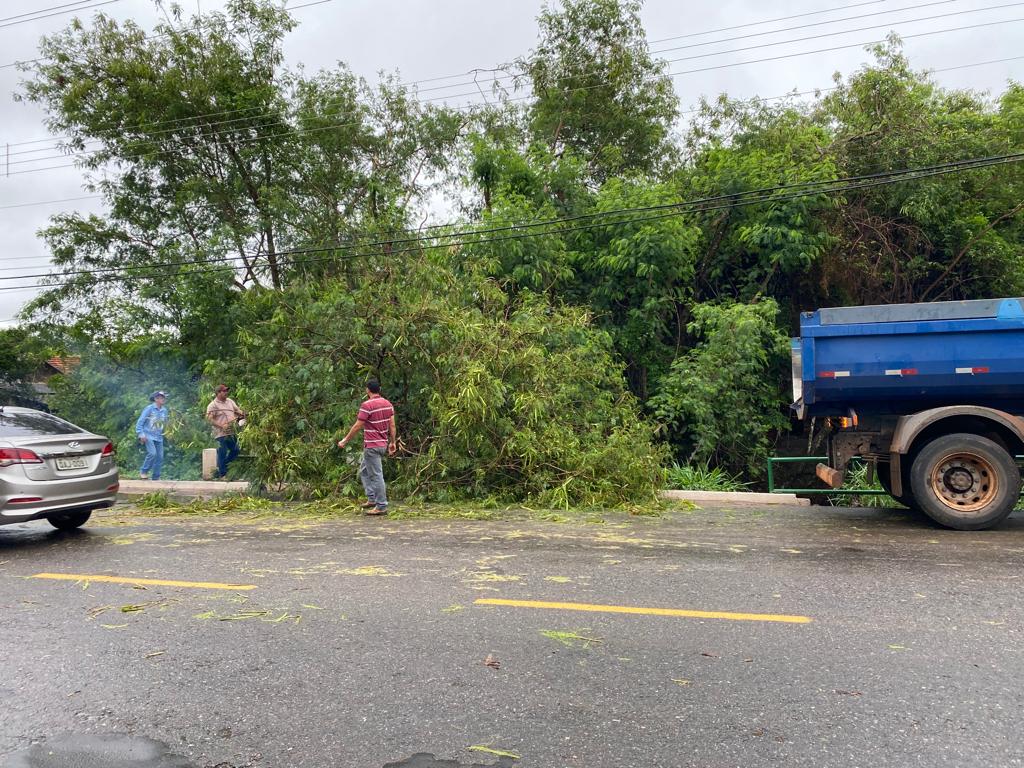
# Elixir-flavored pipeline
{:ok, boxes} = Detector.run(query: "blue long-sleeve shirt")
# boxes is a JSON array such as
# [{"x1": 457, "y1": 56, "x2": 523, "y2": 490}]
[{"x1": 136, "y1": 404, "x2": 168, "y2": 442}]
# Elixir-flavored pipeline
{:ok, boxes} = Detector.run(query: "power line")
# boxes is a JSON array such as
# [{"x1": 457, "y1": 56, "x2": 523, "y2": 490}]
[
  {"x1": 412, "y1": 0, "x2": 1024, "y2": 97},
  {"x1": 4, "y1": 48, "x2": 1022, "y2": 189},
  {"x1": 6, "y1": 14, "x2": 1023, "y2": 178},
  {"x1": 0, "y1": 0, "x2": 119, "y2": 30},
  {"x1": 0, "y1": 0, "x2": 979, "y2": 152},
  {"x1": 651, "y1": 0, "x2": 962, "y2": 54},
  {"x1": 3, "y1": 50, "x2": 1021, "y2": 216},
  {"x1": 0, "y1": 0, "x2": 96, "y2": 24},
  {"x1": 0, "y1": 194, "x2": 103, "y2": 211},
  {"x1": 9, "y1": 158, "x2": 1019, "y2": 293},
  {"x1": 0, "y1": 0, "x2": 328, "y2": 70},
  {"x1": 649, "y1": 0, "x2": 889, "y2": 43},
  {"x1": 2, "y1": 153, "x2": 1019, "y2": 289},
  {"x1": 5, "y1": 53, "x2": 1018, "y2": 283}
]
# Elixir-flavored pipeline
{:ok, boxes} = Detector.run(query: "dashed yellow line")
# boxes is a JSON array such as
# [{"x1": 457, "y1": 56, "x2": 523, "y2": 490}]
[
  {"x1": 475, "y1": 598, "x2": 811, "y2": 624},
  {"x1": 32, "y1": 573, "x2": 256, "y2": 591}
]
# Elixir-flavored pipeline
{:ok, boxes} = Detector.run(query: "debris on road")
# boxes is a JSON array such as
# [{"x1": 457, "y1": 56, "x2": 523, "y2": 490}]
[
  {"x1": 467, "y1": 745, "x2": 520, "y2": 759},
  {"x1": 539, "y1": 629, "x2": 602, "y2": 648}
]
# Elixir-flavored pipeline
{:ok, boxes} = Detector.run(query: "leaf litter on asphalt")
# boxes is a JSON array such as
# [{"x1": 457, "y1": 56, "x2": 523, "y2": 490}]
[
  {"x1": 467, "y1": 745, "x2": 520, "y2": 759},
  {"x1": 120, "y1": 599, "x2": 176, "y2": 614},
  {"x1": 194, "y1": 608, "x2": 301, "y2": 624},
  {"x1": 539, "y1": 629, "x2": 602, "y2": 648}
]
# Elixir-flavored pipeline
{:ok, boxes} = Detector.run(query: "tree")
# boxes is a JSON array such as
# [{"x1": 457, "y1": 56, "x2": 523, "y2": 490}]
[
  {"x1": 520, "y1": 0, "x2": 679, "y2": 183},
  {"x1": 567, "y1": 178, "x2": 701, "y2": 398},
  {"x1": 19, "y1": 0, "x2": 463, "y2": 341},
  {"x1": 814, "y1": 40, "x2": 1024, "y2": 305},
  {"x1": 210, "y1": 259, "x2": 665, "y2": 505},
  {"x1": 650, "y1": 300, "x2": 790, "y2": 478}
]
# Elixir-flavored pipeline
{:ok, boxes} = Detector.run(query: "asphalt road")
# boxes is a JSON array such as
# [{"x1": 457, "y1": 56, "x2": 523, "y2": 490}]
[{"x1": 2, "y1": 502, "x2": 1023, "y2": 768}]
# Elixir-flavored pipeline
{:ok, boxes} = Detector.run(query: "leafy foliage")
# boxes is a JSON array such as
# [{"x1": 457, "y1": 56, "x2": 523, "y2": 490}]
[
  {"x1": 664, "y1": 462, "x2": 749, "y2": 492},
  {"x1": 211, "y1": 259, "x2": 665, "y2": 506},
  {"x1": 11, "y1": 2, "x2": 1024, "y2": 498},
  {"x1": 651, "y1": 301, "x2": 790, "y2": 477},
  {"x1": 520, "y1": 0, "x2": 678, "y2": 182}
]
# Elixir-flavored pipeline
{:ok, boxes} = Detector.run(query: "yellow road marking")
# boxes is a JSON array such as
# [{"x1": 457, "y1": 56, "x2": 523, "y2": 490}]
[
  {"x1": 475, "y1": 598, "x2": 811, "y2": 624},
  {"x1": 32, "y1": 573, "x2": 256, "y2": 591}
]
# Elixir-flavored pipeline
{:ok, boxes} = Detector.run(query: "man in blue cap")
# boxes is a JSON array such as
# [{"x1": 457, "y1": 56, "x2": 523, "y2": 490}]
[{"x1": 136, "y1": 391, "x2": 169, "y2": 480}]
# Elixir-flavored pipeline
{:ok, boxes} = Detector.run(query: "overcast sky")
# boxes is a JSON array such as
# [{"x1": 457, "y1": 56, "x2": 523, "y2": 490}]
[{"x1": 0, "y1": 0, "x2": 1021, "y2": 326}]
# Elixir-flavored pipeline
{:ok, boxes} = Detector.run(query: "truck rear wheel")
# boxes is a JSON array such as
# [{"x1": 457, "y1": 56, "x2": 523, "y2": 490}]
[
  {"x1": 877, "y1": 461, "x2": 921, "y2": 512},
  {"x1": 909, "y1": 433, "x2": 1020, "y2": 530}
]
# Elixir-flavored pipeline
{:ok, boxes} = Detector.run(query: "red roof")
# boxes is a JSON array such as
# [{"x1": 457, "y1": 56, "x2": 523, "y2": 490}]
[{"x1": 46, "y1": 356, "x2": 81, "y2": 375}]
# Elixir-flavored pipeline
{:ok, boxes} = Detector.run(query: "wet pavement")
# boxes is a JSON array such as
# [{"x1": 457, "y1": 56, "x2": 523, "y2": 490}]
[{"x1": 1, "y1": 502, "x2": 1023, "y2": 767}]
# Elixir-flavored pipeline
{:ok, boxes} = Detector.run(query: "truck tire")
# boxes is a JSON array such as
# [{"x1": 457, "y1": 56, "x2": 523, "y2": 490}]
[
  {"x1": 909, "y1": 433, "x2": 1021, "y2": 530},
  {"x1": 48, "y1": 510, "x2": 92, "y2": 531},
  {"x1": 877, "y1": 462, "x2": 922, "y2": 512}
]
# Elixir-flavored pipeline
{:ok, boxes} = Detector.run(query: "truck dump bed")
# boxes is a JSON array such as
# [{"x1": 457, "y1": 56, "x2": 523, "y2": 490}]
[{"x1": 793, "y1": 297, "x2": 1024, "y2": 418}]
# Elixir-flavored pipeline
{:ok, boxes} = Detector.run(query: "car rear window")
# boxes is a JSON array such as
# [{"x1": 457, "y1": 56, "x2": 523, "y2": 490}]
[{"x1": 0, "y1": 411, "x2": 86, "y2": 437}]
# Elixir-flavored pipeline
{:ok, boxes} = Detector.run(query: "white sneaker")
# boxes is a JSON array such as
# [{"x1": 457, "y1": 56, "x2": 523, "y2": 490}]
[{"x1": 139, "y1": 472, "x2": 149, "y2": 480}]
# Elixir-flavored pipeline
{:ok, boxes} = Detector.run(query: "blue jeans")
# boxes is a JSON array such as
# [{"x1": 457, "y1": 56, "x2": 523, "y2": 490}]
[
  {"x1": 216, "y1": 435, "x2": 239, "y2": 477},
  {"x1": 140, "y1": 438, "x2": 164, "y2": 479}
]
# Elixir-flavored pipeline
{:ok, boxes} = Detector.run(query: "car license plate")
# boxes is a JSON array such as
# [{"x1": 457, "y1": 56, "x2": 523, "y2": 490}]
[{"x1": 55, "y1": 456, "x2": 88, "y2": 471}]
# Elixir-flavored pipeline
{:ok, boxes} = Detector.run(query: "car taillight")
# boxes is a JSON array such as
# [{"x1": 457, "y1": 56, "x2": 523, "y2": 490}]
[
  {"x1": 101, "y1": 442, "x2": 115, "y2": 456},
  {"x1": 0, "y1": 448, "x2": 44, "y2": 467}
]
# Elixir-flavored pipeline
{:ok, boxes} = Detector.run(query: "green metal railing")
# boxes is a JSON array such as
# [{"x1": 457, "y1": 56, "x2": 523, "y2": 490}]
[{"x1": 767, "y1": 455, "x2": 887, "y2": 496}]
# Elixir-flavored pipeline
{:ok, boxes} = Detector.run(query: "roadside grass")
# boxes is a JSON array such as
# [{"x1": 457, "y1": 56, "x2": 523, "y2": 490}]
[
  {"x1": 664, "y1": 462, "x2": 749, "y2": 492},
  {"x1": 828, "y1": 463, "x2": 896, "y2": 508},
  {"x1": 120, "y1": 492, "x2": 694, "y2": 524}
]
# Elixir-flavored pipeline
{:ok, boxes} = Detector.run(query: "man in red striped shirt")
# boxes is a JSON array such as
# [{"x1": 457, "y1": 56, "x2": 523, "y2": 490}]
[{"x1": 336, "y1": 379, "x2": 397, "y2": 515}]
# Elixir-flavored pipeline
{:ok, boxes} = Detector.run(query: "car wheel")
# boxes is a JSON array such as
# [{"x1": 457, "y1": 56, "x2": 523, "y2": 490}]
[
  {"x1": 48, "y1": 510, "x2": 92, "y2": 530},
  {"x1": 909, "y1": 433, "x2": 1021, "y2": 531}
]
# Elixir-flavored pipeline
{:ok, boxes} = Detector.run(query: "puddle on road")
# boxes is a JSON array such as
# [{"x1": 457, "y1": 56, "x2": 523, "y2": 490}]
[
  {"x1": 384, "y1": 754, "x2": 516, "y2": 768},
  {"x1": 3, "y1": 733, "x2": 194, "y2": 768}
]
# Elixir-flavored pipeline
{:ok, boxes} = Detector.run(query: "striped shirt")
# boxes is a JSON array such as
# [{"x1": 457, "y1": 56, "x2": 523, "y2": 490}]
[{"x1": 357, "y1": 396, "x2": 394, "y2": 449}]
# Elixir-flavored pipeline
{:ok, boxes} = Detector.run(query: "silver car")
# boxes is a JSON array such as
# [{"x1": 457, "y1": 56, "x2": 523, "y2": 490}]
[{"x1": 0, "y1": 406, "x2": 119, "y2": 530}]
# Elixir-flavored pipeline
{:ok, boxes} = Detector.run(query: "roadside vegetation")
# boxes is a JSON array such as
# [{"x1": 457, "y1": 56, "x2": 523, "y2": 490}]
[{"x1": 3, "y1": 0, "x2": 1022, "y2": 505}]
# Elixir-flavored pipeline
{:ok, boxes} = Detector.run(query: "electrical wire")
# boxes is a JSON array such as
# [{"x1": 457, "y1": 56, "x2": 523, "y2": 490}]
[
  {"x1": 649, "y1": 0, "x2": 889, "y2": 43},
  {"x1": 0, "y1": 0, "x2": 117, "y2": 29},
  {"x1": 410, "y1": 1, "x2": 1024, "y2": 97},
  {"x1": 1, "y1": 152, "x2": 1019, "y2": 290},
  {"x1": 0, "y1": 0, "x2": 983, "y2": 152},
  {"x1": 7, "y1": 158, "x2": 1016, "y2": 293},
  {"x1": 1, "y1": 47, "x2": 1020, "y2": 237},
  {"x1": 0, "y1": 0, "x2": 96, "y2": 24},
  {"x1": 5, "y1": 14, "x2": 1023, "y2": 178}
]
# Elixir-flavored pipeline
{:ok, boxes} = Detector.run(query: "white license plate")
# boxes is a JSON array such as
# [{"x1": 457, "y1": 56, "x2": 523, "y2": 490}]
[{"x1": 55, "y1": 457, "x2": 89, "y2": 471}]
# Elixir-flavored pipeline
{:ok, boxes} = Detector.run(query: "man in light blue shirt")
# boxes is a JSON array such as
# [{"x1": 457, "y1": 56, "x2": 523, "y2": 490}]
[{"x1": 135, "y1": 391, "x2": 169, "y2": 480}]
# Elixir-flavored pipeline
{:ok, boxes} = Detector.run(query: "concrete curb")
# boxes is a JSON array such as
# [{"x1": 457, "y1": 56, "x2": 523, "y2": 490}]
[
  {"x1": 115, "y1": 480, "x2": 808, "y2": 507},
  {"x1": 660, "y1": 490, "x2": 809, "y2": 506},
  {"x1": 119, "y1": 479, "x2": 250, "y2": 500}
]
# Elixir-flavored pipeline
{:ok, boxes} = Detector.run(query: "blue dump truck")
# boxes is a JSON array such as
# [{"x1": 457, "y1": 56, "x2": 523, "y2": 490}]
[{"x1": 792, "y1": 297, "x2": 1024, "y2": 530}]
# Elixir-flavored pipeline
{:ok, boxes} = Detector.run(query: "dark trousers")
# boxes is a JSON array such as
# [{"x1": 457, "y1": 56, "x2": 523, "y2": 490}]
[{"x1": 216, "y1": 435, "x2": 239, "y2": 477}]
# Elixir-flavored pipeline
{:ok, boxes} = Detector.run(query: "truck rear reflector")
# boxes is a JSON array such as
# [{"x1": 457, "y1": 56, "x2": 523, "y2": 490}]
[
  {"x1": 955, "y1": 367, "x2": 990, "y2": 374},
  {"x1": 818, "y1": 371, "x2": 850, "y2": 378},
  {"x1": 884, "y1": 368, "x2": 919, "y2": 376}
]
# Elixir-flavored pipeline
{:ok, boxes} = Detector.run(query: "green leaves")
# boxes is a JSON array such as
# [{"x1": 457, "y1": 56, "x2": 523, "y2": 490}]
[
  {"x1": 520, "y1": 0, "x2": 679, "y2": 182},
  {"x1": 651, "y1": 301, "x2": 790, "y2": 478},
  {"x1": 209, "y1": 261, "x2": 663, "y2": 505}
]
